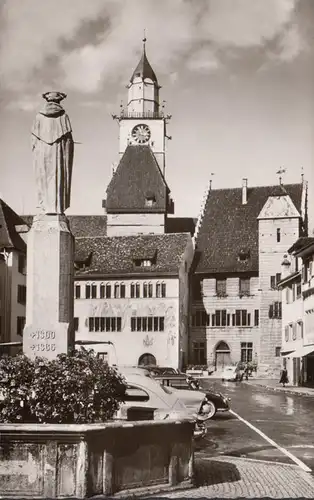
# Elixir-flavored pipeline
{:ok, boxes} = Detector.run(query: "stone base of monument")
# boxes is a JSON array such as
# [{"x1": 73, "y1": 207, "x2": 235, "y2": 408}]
[
  {"x1": 23, "y1": 213, "x2": 75, "y2": 358},
  {"x1": 0, "y1": 419, "x2": 194, "y2": 498}
]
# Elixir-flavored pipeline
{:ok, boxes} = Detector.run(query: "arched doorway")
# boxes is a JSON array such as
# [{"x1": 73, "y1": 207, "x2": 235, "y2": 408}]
[
  {"x1": 215, "y1": 341, "x2": 231, "y2": 370},
  {"x1": 138, "y1": 353, "x2": 157, "y2": 366}
]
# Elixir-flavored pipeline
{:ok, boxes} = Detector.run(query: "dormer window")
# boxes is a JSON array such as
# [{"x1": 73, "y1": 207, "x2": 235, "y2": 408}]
[
  {"x1": 145, "y1": 192, "x2": 156, "y2": 207},
  {"x1": 238, "y1": 249, "x2": 250, "y2": 263},
  {"x1": 134, "y1": 259, "x2": 152, "y2": 267}
]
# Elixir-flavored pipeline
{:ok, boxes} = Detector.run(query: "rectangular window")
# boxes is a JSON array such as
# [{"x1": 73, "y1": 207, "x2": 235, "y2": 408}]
[
  {"x1": 239, "y1": 278, "x2": 250, "y2": 296},
  {"x1": 74, "y1": 317, "x2": 79, "y2": 331},
  {"x1": 88, "y1": 317, "x2": 94, "y2": 332},
  {"x1": 100, "y1": 317, "x2": 105, "y2": 332},
  {"x1": 94, "y1": 317, "x2": 100, "y2": 332},
  {"x1": 216, "y1": 279, "x2": 227, "y2": 296},
  {"x1": 153, "y1": 317, "x2": 159, "y2": 331},
  {"x1": 131, "y1": 317, "x2": 136, "y2": 332},
  {"x1": 241, "y1": 342, "x2": 253, "y2": 363},
  {"x1": 131, "y1": 283, "x2": 140, "y2": 298},
  {"x1": 17, "y1": 316, "x2": 25, "y2": 336},
  {"x1": 298, "y1": 320, "x2": 304, "y2": 339},
  {"x1": 276, "y1": 273, "x2": 281, "y2": 285},
  {"x1": 193, "y1": 341, "x2": 206, "y2": 365},
  {"x1": 148, "y1": 316, "x2": 153, "y2": 331},
  {"x1": 254, "y1": 309, "x2": 259, "y2": 326},
  {"x1": 85, "y1": 285, "x2": 91, "y2": 299},
  {"x1": 277, "y1": 228, "x2": 281, "y2": 242},
  {"x1": 212, "y1": 309, "x2": 228, "y2": 327},
  {"x1": 159, "y1": 317, "x2": 165, "y2": 331},
  {"x1": 75, "y1": 284, "x2": 81, "y2": 299},
  {"x1": 269, "y1": 302, "x2": 282, "y2": 319},
  {"x1": 275, "y1": 346, "x2": 281, "y2": 357},
  {"x1": 17, "y1": 285, "x2": 26, "y2": 305},
  {"x1": 91, "y1": 284, "x2": 97, "y2": 299},
  {"x1": 18, "y1": 254, "x2": 26, "y2": 274},
  {"x1": 296, "y1": 282, "x2": 302, "y2": 299},
  {"x1": 88, "y1": 317, "x2": 121, "y2": 332},
  {"x1": 235, "y1": 309, "x2": 250, "y2": 327},
  {"x1": 285, "y1": 325, "x2": 289, "y2": 341},
  {"x1": 192, "y1": 310, "x2": 210, "y2": 327},
  {"x1": 143, "y1": 283, "x2": 152, "y2": 298},
  {"x1": 270, "y1": 275, "x2": 276, "y2": 290},
  {"x1": 136, "y1": 317, "x2": 142, "y2": 332}
]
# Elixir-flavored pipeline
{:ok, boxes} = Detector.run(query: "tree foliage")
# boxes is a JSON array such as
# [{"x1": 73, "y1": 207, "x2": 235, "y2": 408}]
[{"x1": 0, "y1": 350, "x2": 126, "y2": 424}]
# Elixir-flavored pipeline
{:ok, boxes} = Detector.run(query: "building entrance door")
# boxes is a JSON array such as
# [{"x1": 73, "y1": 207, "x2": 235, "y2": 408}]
[{"x1": 215, "y1": 341, "x2": 231, "y2": 370}]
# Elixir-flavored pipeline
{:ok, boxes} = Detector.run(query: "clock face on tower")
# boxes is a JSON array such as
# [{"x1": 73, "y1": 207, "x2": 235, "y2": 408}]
[{"x1": 131, "y1": 124, "x2": 151, "y2": 144}]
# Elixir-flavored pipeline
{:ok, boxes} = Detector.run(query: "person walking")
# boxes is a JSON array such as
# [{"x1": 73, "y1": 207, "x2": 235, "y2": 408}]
[{"x1": 279, "y1": 368, "x2": 288, "y2": 387}]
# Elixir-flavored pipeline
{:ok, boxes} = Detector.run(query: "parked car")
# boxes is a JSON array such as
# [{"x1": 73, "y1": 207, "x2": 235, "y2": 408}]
[
  {"x1": 221, "y1": 363, "x2": 245, "y2": 382},
  {"x1": 152, "y1": 374, "x2": 230, "y2": 418},
  {"x1": 115, "y1": 368, "x2": 213, "y2": 439},
  {"x1": 138, "y1": 365, "x2": 201, "y2": 388}
]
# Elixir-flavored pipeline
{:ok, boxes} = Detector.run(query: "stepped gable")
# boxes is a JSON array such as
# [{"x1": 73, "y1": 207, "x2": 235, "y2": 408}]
[
  {"x1": 74, "y1": 233, "x2": 190, "y2": 276},
  {"x1": 194, "y1": 183, "x2": 303, "y2": 274},
  {"x1": 22, "y1": 215, "x2": 107, "y2": 238},
  {"x1": 0, "y1": 200, "x2": 27, "y2": 252},
  {"x1": 105, "y1": 145, "x2": 169, "y2": 213}
]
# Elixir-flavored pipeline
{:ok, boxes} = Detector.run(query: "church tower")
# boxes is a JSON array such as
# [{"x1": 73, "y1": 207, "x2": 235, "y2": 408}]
[{"x1": 104, "y1": 38, "x2": 174, "y2": 236}]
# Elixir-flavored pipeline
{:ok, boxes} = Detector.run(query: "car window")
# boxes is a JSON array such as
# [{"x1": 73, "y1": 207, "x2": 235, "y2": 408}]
[
  {"x1": 159, "y1": 383, "x2": 174, "y2": 395},
  {"x1": 124, "y1": 385, "x2": 150, "y2": 402}
]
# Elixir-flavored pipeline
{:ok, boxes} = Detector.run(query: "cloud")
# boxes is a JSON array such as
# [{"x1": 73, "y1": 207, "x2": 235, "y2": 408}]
[{"x1": 0, "y1": 0, "x2": 308, "y2": 97}]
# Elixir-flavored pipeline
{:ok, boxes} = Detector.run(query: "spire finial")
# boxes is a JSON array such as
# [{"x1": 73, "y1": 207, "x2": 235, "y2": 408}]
[{"x1": 143, "y1": 29, "x2": 147, "y2": 49}]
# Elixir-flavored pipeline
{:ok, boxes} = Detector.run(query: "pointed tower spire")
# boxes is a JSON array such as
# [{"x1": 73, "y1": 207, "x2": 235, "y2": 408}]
[{"x1": 127, "y1": 36, "x2": 160, "y2": 114}]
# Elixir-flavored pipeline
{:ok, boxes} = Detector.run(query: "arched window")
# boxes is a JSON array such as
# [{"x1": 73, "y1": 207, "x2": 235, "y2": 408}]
[
  {"x1": 143, "y1": 282, "x2": 153, "y2": 298},
  {"x1": 91, "y1": 282, "x2": 97, "y2": 299},
  {"x1": 138, "y1": 353, "x2": 157, "y2": 366},
  {"x1": 156, "y1": 281, "x2": 166, "y2": 298},
  {"x1": 215, "y1": 341, "x2": 230, "y2": 352},
  {"x1": 85, "y1": 282, "x2": 91, "y2": 299}
]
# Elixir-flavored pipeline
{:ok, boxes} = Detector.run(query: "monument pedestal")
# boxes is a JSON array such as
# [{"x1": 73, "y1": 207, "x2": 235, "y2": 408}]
[{"x1": 23, "y1": 214, "x2": 75, "y2": 360}]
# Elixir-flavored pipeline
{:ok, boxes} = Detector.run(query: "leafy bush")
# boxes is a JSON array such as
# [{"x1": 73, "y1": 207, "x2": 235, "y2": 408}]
[{"x1": 0, "y1": 350, "x2": 126, "y2": 424}]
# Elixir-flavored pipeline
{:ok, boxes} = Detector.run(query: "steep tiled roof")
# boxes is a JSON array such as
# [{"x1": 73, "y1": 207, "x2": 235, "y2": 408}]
[
  {"x1": 0, "y1": 200, "x2": 27, "y2": 252},
  {"x1": 288, "y1": 237, "x2": 314, "y2": 254},
  {"x1": 105, "y1": 145, "x2": 169, "y2": 213},
  {"x1": 74, "y1": 233, "x2": 190, "y2": 276},
  {"x1": 22, "y1": 215, "x2": 107, "y2": 238},
  {"x1": 165, "y1": 217, "x2": 196, "y2": 236},
  {"x1": 194, "y1": 183, "x2": 303, "y2": 274},
  {"x1": 131, "y1": 47, "x2": 158, "y2": 83}
]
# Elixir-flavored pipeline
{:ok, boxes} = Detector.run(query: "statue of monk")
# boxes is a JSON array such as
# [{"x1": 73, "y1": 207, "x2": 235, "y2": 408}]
[{"x1": 32, "y1": 92, "x2": 74, "y2": 214}]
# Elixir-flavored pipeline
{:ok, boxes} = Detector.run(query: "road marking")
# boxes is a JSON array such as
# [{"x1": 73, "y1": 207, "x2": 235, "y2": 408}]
[{"x1": 230, "y1": 409, "x2": 312, "y2": 473}]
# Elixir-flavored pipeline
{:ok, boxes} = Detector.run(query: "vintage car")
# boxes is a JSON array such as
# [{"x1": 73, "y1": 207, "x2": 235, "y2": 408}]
[
  {"x1": 115, "y1": 367, "x2": 214, "y2": 438},
  {"x1": 221, "y1": 363, "x2": 245, "y2": 382},
  {"x1": 137, "y1": 367, "x2": 230, "y2": 419}
]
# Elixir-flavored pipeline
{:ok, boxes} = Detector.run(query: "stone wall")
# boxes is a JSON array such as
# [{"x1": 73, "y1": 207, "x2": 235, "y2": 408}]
[{"x1": 0, "y1": 419, "x2": 194, "y2": 498}]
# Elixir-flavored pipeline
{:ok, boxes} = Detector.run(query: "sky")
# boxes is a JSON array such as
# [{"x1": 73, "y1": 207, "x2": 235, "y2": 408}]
[{"x1": 0, "y1": 0, "x2": 313, "y2": 229}]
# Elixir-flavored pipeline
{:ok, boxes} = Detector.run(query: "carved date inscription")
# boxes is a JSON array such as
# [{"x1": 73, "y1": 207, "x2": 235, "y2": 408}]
[{"x1": 29, "y1": 330, "x2": 56, "y2": 352}]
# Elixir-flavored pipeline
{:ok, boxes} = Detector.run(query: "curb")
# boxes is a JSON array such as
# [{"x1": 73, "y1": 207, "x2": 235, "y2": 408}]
[{"x1": 242, "y1": 381, "x2": 314, "y2": 398}]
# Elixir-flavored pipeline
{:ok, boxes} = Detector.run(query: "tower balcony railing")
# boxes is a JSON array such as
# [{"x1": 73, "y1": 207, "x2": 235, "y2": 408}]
[{"x1": 119, "y1": 110, "x2": 164, "y2": 120}]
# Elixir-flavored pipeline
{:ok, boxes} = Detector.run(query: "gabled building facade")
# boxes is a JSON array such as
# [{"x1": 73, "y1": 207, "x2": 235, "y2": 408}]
[
  {"x1": 0, "y1": 199, "x2": 28, "y2": 349},
  {"x1": 280, "y1": 237, "x2": 314, "y2": 386},
  {"x1": 191, "y1": 179, "x2": 307, "y2": 376}
]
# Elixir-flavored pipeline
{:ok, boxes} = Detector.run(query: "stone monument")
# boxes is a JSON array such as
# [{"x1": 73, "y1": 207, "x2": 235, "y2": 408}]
[{"x1": 23, "y1": 92, "x2": 75, "y2": 360}]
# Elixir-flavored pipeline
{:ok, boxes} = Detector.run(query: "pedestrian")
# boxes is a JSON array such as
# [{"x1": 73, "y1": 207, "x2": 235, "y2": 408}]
[{"x1": 279, "y1": 368, "x2": 288, "y2": 387}]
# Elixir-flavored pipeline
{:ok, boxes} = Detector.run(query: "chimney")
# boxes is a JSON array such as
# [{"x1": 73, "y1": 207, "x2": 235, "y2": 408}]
[{"x1": 242, "y1": 178, "x2": 248, "y2": 205}]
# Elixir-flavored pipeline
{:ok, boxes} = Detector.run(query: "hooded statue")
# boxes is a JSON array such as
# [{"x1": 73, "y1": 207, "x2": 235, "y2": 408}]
[{"x1": 31, "y1": 92, "x2": 74, "y2": 214}]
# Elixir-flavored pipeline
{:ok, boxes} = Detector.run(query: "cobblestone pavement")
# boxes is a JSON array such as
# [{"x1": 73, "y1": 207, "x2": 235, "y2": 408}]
[{"x1": 149, "y1": 456, "x2": 314, "y2": 498}]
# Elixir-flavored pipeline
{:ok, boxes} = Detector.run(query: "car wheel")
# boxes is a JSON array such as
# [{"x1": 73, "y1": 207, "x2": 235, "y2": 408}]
[{"x1": 201, "y1": 400, "x2": 216, "y2": 419}]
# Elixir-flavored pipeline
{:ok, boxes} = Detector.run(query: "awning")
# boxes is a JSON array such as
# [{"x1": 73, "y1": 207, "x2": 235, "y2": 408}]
[
  {"x1": 281, "y1": 350, "x2": 294, "y2": 358},
  {"x1": 282, "y1": 345, "x2": 314, "y2": 358}
]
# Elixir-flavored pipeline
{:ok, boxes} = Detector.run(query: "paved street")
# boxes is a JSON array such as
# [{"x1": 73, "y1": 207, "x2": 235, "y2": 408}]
[
  {"x1": 197, "y1": 379, "x2": 314, "y2": 472},
  {"x1": 142, "y1": 381, "x2": 314, "y2": 499}
]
